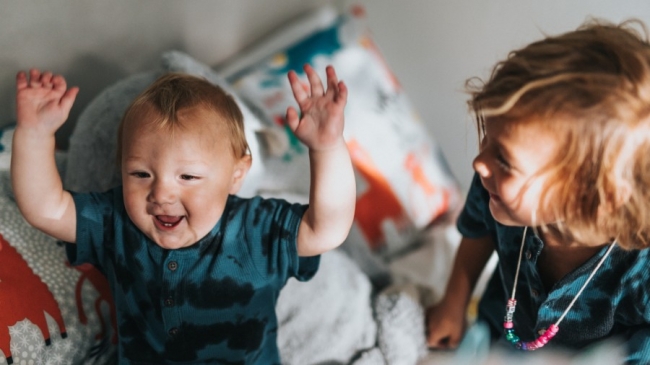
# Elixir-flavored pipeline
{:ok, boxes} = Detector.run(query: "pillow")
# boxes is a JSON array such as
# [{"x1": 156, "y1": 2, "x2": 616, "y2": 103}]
[
  {"x1": 217, "y1": 5, "x2": 338, "y2": 79},
  {"x1": 218, "y1": 5, "x2": 462, "y2": 279},
  {"x1": 0, "y1": 171, "x2": 116, "y2": 365},
  {"x1": 276, "y1": 250, "x2": 377, "y2": 364},
  {"x1": 64, "y1": 71, "x2": 163, "y2": 193}
]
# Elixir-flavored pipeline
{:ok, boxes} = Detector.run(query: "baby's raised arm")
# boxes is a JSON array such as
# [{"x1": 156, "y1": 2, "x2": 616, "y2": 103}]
[
  {"x1": 286, "y1": 65, "x2": 356, "y2": 256},
  {"x1": 11, "y1": 69, "x2": 79, "y2": 243}
]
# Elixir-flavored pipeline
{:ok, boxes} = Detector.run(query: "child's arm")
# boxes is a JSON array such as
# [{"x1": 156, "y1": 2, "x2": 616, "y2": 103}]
[
  {"x1": 426, "y1": 235, "x2": 495, "y2": 349},
  {"x1": 11, "y1": 69, "x2": 79, "y2": 243},
  {"x1": 286, "y1": 64, "x2": 355, "y2": 257}
]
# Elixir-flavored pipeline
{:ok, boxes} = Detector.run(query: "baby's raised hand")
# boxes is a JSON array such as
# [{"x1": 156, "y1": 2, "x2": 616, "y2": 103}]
[
  {"x1": 286, "y1": 64, "x2": 347, "y2": 151},
  {"x1": 15, "y1": 69, "x2": 78, "y2": 134}
]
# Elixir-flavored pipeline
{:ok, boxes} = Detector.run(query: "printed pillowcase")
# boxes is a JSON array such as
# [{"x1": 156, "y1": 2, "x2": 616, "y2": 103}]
[
  {"x1": 219, "y1": 6, "x2": 461, "y2": 266},
  {"x1": 0, "y1": 171, "x2": 116, "y2": 365}
]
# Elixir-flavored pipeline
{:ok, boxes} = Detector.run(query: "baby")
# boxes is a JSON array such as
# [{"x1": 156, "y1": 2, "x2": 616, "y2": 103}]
[{"x1": 12, "y1": 65, "x2": 355, "y2": 363}]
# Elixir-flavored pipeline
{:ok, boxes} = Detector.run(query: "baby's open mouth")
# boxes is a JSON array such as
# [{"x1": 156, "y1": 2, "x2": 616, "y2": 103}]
[{"x1": 155, "y1": 215, "x2": 183, "y2": 229}]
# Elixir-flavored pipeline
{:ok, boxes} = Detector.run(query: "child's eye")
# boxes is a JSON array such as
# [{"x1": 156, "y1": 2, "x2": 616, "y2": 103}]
[
  {"x1": 130, "y1": 171, "x2": 150, "y2": 178},
  {"x1": 180, "y1": 174, "x2": 199, "y2": 181},
  {"x1": 496, "y1": 155, "x2": 511, "y2": 171}
]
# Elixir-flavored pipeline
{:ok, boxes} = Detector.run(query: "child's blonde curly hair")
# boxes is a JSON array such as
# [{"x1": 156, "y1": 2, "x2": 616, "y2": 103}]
[
  {"x1": 468, "y1": 19, "x2": 650, "y2": 249},
  {"x1": 117, "y1": 72, "x2": 250, "y2": 163}
]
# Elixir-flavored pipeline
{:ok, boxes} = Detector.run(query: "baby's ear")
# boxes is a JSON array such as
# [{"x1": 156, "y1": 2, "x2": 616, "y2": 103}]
[{"x1": 229, "y1": 155, "x2": 252, "y2": 194}]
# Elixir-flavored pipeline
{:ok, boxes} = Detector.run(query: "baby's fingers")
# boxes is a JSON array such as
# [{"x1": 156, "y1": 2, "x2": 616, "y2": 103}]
[
  {"x1": 59, "y1": 86, "x2": 79, "y2": 112},
  {"x1": 335, "y1": 80, "x2": 348, "y2": 106},
  {"x1": 324, "y1": 65, "x2": 339, "y2": 95},
  {"x1": 288, "y1": 70, "x2": 308, "y2": 104},
  {"x1": 16, "y1": 71, "x2": 28, "y2": 91},
  {"x1": 40, "y1": 71, "x2": 54, "y2": 88},
  {"x1": 29, "y1": 69, "x2": 42, "y2": 87},
  {"x1": 304, "y1": 64, "x2": 324, "y2": 97},
  {"x1": 51, "y1": 74, "x2": 68, "y2": 93},
  {"x1": 285, "y1": 106, "x2": 300, "y2": 132}
]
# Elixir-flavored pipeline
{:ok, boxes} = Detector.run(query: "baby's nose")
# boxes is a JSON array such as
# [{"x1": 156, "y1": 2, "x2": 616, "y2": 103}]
[{"x1": 148, "y1": 179, "x2": 177, "y2": 204}]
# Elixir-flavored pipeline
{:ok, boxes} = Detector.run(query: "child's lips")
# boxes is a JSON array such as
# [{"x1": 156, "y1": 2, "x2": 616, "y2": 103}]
[{"x1": 154, "y1": 215, "x2": 184, "y2": 230}]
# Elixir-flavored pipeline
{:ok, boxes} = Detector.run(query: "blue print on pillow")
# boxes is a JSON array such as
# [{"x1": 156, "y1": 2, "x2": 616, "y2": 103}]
[{"x1": 0, "y1": 125, "x2": 14, "y2": 171}]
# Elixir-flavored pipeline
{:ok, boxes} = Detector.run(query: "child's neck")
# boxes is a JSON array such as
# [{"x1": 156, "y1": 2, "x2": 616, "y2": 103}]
[{"x1": 536, "y1": 227, "x2": 608, "y2": 291}]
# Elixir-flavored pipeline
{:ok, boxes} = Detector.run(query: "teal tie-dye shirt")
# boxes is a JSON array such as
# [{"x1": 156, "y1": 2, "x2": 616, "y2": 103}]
[
  {"x1": 459, "y1": 173, "x2": 650, "y2": 363},
  {"x1": 66, "y1": 187, "x2": 319, "y2": 364}
]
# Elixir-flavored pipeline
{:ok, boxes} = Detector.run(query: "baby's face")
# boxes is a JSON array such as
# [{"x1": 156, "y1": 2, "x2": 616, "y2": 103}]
[{"x1": 120, "y1": 108, "x2": 249, "y2": 249}]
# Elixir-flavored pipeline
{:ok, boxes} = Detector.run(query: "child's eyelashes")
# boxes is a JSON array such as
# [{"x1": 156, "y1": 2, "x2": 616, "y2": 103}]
[
  {"x1": 129, "y1": 171, "x2": 151, "y2": 179},
  {"x1": 496, "y1": 155, "x2": 511, "y2": 171}
]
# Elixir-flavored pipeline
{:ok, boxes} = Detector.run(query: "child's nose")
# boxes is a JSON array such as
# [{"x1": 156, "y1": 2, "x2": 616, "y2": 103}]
[
  {"x1": 473, "y1": 154, "x2": 491, "y2": 178},
  {"x1": 148, "y1": 179, "x2": 176, "y2": 204}
]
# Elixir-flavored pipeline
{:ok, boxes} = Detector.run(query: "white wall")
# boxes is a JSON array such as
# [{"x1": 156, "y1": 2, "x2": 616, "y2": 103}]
[{"x1": 3, "y1": 0, "x2": 650, "y2": 189}]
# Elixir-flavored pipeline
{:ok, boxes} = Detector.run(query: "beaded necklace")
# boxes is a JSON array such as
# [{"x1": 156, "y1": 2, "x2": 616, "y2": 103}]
[{"x1": 503, "y1": 226, "x2": 617, "y2": 351}]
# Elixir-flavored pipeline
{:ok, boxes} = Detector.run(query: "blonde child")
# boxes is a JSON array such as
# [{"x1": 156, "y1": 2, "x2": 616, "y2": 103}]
[
  {"x1": 426, "y1": 19, "x2": 650, "y2": 363},
  {"x1": 12, "y1": 65, "x2": 355, "y2": 364}
]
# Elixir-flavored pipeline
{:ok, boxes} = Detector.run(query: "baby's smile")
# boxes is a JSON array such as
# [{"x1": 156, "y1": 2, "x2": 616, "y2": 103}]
[{"x1": 154, "y1": 215, "x2": 184, "y2": 230}]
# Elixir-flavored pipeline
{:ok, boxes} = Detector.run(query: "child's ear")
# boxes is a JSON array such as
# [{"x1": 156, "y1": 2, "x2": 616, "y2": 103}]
[{"x1": 229, "y1": 155, "x2": 252, "y2": 194}]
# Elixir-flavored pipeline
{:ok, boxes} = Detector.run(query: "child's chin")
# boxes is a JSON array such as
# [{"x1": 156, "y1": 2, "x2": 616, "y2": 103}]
[{"x1": 488, "y1": 205, "x2": 522, "y2": 227}]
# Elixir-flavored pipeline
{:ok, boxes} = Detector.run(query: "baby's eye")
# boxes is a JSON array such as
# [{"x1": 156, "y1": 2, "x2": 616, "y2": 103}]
[
  {"x1": 180, "y1": 174, "x2": 199, "y2": 181},
  {"x1": 130, "y1": 171, "x2": 150, "y2": 178}
]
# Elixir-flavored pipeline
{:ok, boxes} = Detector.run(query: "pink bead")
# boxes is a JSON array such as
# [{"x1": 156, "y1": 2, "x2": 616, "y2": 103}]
[
  {"x1": 504, "y1": 322, "x2": 513, "y2": 329},
  {"x1": 548, "y1": 324, "x2": 559, "y2": 333},
  {"x1": 539, "y1": 335, "x2": 549, "y2": 344}
]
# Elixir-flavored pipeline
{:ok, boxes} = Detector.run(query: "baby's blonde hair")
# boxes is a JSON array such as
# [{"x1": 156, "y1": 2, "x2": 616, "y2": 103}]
[
  {"x1": 117, "y1": 72, "x2": 250, "y2": 163},
  {"x1": 468, "y1": 19, "x2": 650, "y2": 249}
]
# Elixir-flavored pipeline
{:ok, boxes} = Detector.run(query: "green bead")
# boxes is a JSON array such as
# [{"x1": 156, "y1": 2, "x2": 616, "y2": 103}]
[{"x1": 505, "y1": 332, "x2": 520, "y2": 343}]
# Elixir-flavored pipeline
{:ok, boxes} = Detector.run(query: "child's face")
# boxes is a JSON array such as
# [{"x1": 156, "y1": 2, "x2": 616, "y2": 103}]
[
  {"x1": 473, "y1": 118, "x2": 560, "y2": 227},
  {"x1": 120, "y1": 107, "x2": 250, "y2": 250}
]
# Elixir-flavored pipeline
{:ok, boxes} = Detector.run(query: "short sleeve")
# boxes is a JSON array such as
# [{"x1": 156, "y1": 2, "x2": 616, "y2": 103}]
[
  {"x1": 288, "y1": 203, "x2": 320, "y2": 281},
  {"x1": 456, "y1": 173, "x2": 493, "y2": 238},
  {"x1": 65, "y1": 188, "x2": 119, "y2": 271},
  {"x1": 238, "y1": 197, "x2": 320, "y2": 283}
]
